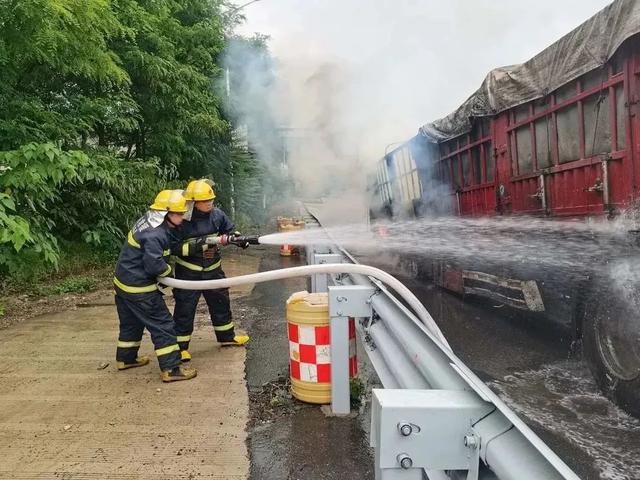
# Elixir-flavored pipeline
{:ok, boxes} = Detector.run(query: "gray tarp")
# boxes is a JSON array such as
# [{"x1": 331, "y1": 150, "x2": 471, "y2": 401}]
[{"x1": 419, "y1": 0, "x2": 640, "y2": 142}]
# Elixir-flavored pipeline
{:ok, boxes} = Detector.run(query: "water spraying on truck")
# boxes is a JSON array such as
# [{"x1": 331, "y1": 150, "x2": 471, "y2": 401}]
[{"x1": 259, "y1": 215, "x2": 640, "y2": 271}]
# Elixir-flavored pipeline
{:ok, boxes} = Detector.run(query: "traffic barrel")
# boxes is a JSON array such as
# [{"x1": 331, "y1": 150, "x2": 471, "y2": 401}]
[
  {"x1": 279, "y1": 223, "x2": 297, "y2": 256},
  {"x1": 279, "y1": 218, "x2": 305, "y2": 257},
  {"x1": 277, "y1": 216, "x2": 293, "y2": 231},
  {"x1": 286, "y1": 291, "x2": 357, "y2": 404}
]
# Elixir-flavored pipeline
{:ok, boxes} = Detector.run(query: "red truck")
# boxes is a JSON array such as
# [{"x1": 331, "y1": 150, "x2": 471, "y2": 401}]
[{"x1": 369, "y1": 0, "x2": 640, "y2": 416}]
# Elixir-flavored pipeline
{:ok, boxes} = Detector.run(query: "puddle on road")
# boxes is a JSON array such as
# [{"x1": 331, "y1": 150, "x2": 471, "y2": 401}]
[{"x1": 490, "y1": 361, "x2": 640, "y2": 480}]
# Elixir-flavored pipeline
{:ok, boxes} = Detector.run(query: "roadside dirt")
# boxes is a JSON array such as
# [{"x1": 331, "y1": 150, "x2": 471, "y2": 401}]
[
  {"x1": 247, "y1": 375, "x2": 316, "y2": 429},
  {"x1": 0, "y1": 268, "x2": 114, "y2": 330},
  {"x1": 0, "y1": 250, "x2": 260, "y2": 331},
  {"x1": 0, "y1": 249, "x2": 260, "y2": 480}
]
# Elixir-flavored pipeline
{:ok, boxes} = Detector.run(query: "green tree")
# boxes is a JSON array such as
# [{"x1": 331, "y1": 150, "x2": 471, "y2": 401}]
[
  {"x1": 111, "y1": 0, "x2": 228, "y2": 169},
  {"x1": 0, "y1": 0, "x2": 233, "y2": 281}
]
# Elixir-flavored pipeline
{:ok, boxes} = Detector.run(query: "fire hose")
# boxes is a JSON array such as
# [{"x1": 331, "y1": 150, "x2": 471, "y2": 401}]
[{"x1": 159, "y1": 262, "x2": 450, "y2": 349}]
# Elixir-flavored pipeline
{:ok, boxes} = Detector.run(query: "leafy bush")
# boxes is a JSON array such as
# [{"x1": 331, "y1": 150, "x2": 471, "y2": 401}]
[
  {"x1": 37, "y1": 277, "x2": 98, "y2": 296},
  {"x1": 0, "y1": 1, "x2": 276, "y2": 285},
  {"x1": 0, "y1": 143, "x2": 168, "y2": 277}
]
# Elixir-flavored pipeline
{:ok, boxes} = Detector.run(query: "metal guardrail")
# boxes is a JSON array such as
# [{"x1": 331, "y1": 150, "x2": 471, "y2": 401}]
[{"x1": 301, "y1": 210, "x2": 580, "y2": 480}]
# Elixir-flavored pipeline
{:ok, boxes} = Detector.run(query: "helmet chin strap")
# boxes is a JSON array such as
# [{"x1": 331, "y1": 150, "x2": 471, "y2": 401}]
[{"x1": 165, "y1": 213, "x2": 179, "y2": 227}]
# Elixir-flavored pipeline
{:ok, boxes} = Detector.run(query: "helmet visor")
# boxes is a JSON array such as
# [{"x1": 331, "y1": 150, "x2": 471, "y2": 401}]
[{"x1": 183, "y1": 200, "x2": 194, "y2": 221}]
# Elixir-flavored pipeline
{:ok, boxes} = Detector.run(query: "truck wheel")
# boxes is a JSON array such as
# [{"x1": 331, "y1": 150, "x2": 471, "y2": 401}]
[{"x1": 582, "y1": 280, "x2": 640, "y2": 417}]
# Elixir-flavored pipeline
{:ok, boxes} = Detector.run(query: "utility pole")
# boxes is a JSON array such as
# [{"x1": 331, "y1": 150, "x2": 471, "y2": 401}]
[
  {"x1": 224, "y1": 0, "x2": 262, "y2": 220},
  {"x1": 226, "y1": 66, "x2": 235, "y2": 220}
]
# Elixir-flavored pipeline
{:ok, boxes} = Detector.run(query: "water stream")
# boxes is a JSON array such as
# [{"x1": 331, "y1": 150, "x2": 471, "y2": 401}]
[{"x1": 259, "y1": 215, "x2": 640, "y2": 271}]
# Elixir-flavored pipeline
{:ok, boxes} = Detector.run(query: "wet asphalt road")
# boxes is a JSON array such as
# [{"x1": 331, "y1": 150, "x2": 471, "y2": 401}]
[
  {"x1": 238, "y1": 247, "x2": 374, "y2": 480},
  {"x1": 237, "y1": 245, "x2": 640, "y2": 479},
  {"x1": 393, "y1": 269, "x2": 640, "y2": 480}
]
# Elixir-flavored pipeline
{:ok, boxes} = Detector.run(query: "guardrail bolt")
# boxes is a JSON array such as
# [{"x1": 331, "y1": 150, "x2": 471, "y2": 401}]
[
  {"x1": 464, "y1": 434, "x2": 478, "y2": 450},
  {"x1": 397, "y1": 453, "x2": 413, "y2": 469},
  {"x1": 397, "y1": 422, "x2": 413, "y2": 436}
]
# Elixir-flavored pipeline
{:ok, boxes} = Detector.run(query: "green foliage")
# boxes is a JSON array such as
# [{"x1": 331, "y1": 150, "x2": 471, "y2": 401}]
[
  {"x1": 350, "y1": 377, "x2": 365, "y2": 408},
  {"x1": 0, "y1": 0, "x2": 238, "y2": 282},
  {"x1": 0, "y1": 0, "x2": 130, "y2": 149},
  {"x1": 37, "y1": 276, "x2": 98, "y2": 296},
  {"x1": 0, "y1": 143, "x2": 168, "y2": 275}
]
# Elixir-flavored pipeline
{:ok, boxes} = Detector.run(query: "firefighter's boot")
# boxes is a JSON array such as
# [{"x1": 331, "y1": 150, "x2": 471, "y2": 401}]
[
  {"x1": 180, "y1": 350, "x2": 192, "y2": 362},
  {"x1": 161, "y1": 365, "x2": 197, "y2": 382},
  {"x1": 220, "y1": 334, "x2": 250, "y2": 347},
  {"x1": 117, "y1": 355, "x2": 150, "y2": 371}
]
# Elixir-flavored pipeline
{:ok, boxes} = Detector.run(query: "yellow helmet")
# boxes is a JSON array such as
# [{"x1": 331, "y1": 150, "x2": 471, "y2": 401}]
[
  {"x1": 150, "y1": 190, "x2": 172, "y2": 210},
  {"x1": 184, "y1": 179, "x2": 215, "y2": 201},
  {"x1": 150, "y1": 189, "x2": 189, "y2": 213},
  {"x1": 167, "y1": 189, "x2": 189, "y2": 213}
]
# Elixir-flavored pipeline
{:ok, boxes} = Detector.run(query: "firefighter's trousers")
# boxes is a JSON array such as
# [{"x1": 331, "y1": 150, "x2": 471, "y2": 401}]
[
  {"x1": 115, "y1": 290, "x2": 182, "y2": 371},
  {"x1": 173, "y1": 266, "x2": 235, "y2": 350}
]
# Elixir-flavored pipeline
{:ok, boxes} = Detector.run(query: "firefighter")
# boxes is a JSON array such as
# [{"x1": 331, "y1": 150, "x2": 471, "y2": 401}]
[
  {"x1": 172, "y1": 179, "x2": 250, "y2": 362},
  {"x1": 114, "y1": 189, "x2": 197, "y2": 382}
]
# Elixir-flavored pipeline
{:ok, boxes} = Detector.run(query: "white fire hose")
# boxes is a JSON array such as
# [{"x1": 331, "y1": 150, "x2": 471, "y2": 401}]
[{"x1": 159, "y1": 263, "x2": 450, "y2": 349}]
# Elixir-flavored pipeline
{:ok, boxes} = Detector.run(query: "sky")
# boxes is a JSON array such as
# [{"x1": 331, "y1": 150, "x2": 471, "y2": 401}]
[{"x1": 235, "y1": 0, "x2": 613, "y2": 166}]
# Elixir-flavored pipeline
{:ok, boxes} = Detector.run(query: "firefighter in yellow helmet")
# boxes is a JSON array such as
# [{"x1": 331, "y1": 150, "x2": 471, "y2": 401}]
[
  {"x1": 114, "y1": 189, "x2": 197, "y2": 382},
  {"x1": 172, "y1": 180, "x2": 250, "y2": 361}
]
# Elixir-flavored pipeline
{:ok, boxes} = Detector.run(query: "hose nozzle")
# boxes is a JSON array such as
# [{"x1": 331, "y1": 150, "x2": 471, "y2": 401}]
[
  {"x1": 204, "y1": 234, "x2": 260, "y2": 248},
  {"x1": 227, "y1": 234, "x2": 260, "y2": 248}
]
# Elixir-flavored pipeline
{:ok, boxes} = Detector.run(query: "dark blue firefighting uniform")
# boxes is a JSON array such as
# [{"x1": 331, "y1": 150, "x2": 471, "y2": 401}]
[
  {"x1": 114, "y1": 215, "x2": 182, "y2": 371},
  {"x1": 172, "y1": 208, "x2": 236, "y2": 350}
]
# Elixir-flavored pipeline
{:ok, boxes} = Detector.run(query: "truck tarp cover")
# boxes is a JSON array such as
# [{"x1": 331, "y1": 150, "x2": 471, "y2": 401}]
[{"x1": 419, "y1": 0, "x2": 640, "y2": 142}]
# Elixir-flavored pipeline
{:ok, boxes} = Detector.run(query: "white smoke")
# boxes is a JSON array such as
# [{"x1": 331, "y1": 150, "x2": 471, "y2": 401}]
[{"x1": 229, "y1": 0, "x2": 612, "y2": 220}]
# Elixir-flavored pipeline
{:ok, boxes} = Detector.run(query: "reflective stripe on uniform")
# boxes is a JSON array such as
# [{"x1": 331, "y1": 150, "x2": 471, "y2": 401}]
[
  {"x1": 176, "y1": 335, "x2": 191, "y2": 342},
  {"x1": 158, "y1": 264, "x2": 172, "y2": 277},
  {"x1": 204, "y1": 260, "x2": 222, "y2": 271},
  {"x1": 128, "y1": 230, "x2": 169, "y2": 255},
  {"x1": 113, "y1": 277, "x2": 157, "y2": 293},
  {"x1": 117, "y1": 340, "x2": 142, "y2": 348},
  {"x1": 214, "y1": 322, "x2": 234, "y2": 332},
  {"x1": 175, "y1": 257, "x2": 221, "y2": 272},
  {"x1": 155, "y1": 344, "x2": 180, "y2": 356},
  {"x1": 182, "y1": 242, "x2": 189, "y2": 256},
  {"x1": 127, "y1": 231, "x2": 141, "y2": 248}
]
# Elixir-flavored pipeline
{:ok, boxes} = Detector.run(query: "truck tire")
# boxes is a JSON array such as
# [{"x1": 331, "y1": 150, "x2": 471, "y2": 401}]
[{"x1": 582, "y1": 279, "x2": 640, "y2": 417}]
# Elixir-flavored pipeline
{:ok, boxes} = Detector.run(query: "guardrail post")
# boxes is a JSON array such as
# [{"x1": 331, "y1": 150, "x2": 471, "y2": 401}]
[
  {"x1": 313, "y1": 253, "x2": 342, "y2": 293},
  {"x1": 330, "y1": 312, "x2": 350, "y2": 415},
  {"x1": 328, "y1": 285, "x2": 374, "y2": 415}
]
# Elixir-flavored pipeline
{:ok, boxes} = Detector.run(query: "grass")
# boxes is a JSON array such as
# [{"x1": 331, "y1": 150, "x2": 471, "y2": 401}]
[
  {"x1": 350, "y1": 377, "x2": 366, "y2": 408},
  {"x1": 36, "y1": 276, "x2": 98, "y2": 296},
  {"x1": 2, "y1": 241, "x2": 115, "y2": 297}
]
